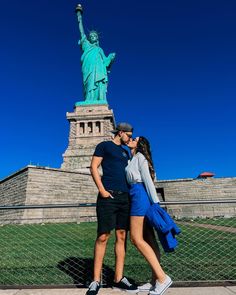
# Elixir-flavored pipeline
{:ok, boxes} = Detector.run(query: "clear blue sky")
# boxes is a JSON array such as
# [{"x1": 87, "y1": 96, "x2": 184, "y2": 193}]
[{"x1": 1, "y1": 0, "x2": 235, "y2": 180}]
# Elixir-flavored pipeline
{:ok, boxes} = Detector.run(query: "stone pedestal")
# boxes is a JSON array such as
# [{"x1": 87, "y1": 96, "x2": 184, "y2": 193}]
[{"x1": 61, "y1": 104, "x2": 115, "y2": 171}]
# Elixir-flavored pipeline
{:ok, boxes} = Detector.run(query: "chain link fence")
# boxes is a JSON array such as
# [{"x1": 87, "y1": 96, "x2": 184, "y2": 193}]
[{"x1": 0, "y1": 201, "x2": 235, "y2": 288}]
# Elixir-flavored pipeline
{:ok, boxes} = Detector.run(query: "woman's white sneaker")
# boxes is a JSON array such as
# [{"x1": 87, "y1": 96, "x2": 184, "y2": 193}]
[
  {"x1": 138, "y1": 282, "x2": 153, "y2": 292},
  {"x1": 148, "y1": 275, "x2": 172, "y2": 295}
]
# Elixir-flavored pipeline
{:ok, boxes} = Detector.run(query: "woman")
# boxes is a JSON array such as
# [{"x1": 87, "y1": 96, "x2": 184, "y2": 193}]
[{"x1": 125, "y1": 137, "x2": 172, "y2": 295}]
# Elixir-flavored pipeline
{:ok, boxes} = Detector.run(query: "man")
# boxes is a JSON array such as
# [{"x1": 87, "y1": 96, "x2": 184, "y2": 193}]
[{"x1": 86, "y1": 122, "x2": 138, "y2": 295}]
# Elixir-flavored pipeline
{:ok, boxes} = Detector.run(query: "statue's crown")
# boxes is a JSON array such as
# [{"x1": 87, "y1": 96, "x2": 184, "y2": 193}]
[{"x1": 89, "y1": 30, "x2": 99, "y2": 36}]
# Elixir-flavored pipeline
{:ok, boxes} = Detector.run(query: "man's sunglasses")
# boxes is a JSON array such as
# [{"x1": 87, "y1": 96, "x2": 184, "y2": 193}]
[{"x1": 123, "y1": 132, "x2": 132, "y2": 138}]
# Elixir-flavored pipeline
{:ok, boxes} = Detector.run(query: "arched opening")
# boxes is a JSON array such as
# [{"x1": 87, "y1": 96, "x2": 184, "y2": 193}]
[
  {"x1": 88, "y1": 122, "x2": 93, "y2": 134},
  {"x1": 79, "y1": 122, "x2": 85, "y2": 134},
  {"x1": 95, "y1": 121, "x2": 101, "y2": 133}
]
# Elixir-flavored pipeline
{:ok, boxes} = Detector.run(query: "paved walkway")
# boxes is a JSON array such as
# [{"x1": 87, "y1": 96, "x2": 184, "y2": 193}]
[{"x1": 0, "y1": 287, "x2": 236, "y2": 295}]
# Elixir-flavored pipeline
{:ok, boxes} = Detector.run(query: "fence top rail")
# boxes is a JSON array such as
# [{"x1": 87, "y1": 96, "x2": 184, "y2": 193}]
[{"x1": 0, "y1": 199, "x2": 236, "y2": 210}]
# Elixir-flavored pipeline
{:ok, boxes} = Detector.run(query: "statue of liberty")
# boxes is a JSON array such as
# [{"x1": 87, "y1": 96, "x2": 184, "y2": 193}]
[{"x1": 75, "y1": 4, "x2": 116, "y2": 105}]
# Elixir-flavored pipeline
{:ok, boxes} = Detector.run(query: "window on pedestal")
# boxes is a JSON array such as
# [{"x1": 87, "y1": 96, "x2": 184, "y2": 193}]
[
  {"x1": 95, "y1": 121, "x2": 101, "y2": 133},
  {"x1": 88, "y1": 122, "x2": 93, "y2": 134},
  {"x1": 80, "y1": 122, "x2": 85, "y2": 134}
]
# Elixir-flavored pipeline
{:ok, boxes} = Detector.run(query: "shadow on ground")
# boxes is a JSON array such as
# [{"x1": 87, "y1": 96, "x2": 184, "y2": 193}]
[{"x1": 57, "y1": 257, "x2": 115, "y2": 287}]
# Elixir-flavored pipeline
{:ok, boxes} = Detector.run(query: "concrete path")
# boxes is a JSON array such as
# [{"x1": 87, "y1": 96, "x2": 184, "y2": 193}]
[{"x1": 0, "y1": 287, "x2": 236, "y2": 295}]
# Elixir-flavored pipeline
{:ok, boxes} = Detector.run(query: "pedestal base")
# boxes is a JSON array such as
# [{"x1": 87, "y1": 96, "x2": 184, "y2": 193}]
[{"x1": 61, "y1": 104, "x2": 115, "y2": 171}]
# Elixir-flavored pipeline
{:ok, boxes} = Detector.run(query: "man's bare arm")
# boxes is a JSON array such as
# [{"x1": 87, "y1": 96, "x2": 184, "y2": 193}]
[{"x1": 90, "y1": 156, "x2": 112, "y2": 198}]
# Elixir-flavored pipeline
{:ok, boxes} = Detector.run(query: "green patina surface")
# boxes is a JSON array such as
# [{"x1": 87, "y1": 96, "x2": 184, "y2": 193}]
[
  {"x1": 75, "y1": 5, "x2": 115, "y2": 106},
  {"x1": 75, "y1": 100, "x2": 108, "y2": 106}
]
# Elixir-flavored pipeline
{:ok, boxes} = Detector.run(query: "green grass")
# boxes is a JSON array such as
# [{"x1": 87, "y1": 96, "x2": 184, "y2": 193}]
[{"x1": 0, "y1": 220, "x2": 235, "y2": 286}]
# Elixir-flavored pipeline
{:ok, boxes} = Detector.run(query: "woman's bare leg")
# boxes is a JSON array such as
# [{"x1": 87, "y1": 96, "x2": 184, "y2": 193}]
[
  {"x1": 143, "y1": 219, "x2": 161, "y2": 284},
  {"x1": 130, "y1": 216, "x2": 166, "y2": 283}
]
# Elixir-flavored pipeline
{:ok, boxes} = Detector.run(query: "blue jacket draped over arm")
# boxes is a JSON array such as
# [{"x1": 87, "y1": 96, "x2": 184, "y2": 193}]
[{"x1": 145, "y1": 203, "x2": 181, "y2": 253}]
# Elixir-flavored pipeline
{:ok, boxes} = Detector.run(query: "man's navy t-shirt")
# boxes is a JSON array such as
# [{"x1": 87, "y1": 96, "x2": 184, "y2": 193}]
[{"x1": 93, "y1": 141, "x2": 130, "y2": 192}]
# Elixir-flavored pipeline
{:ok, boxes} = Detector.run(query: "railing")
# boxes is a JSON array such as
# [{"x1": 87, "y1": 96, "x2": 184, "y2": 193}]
[{"x1": 0, "y1": 200, "x2": 235, "y2": 288}]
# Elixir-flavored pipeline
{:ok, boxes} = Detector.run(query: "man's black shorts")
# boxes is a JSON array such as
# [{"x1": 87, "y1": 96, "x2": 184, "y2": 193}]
[{"x1": 96, "y1": 191, "x2": 130, "y2": 235}]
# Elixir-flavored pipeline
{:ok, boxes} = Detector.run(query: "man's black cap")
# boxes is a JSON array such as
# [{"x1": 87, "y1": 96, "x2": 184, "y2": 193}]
[{"x1": 111, "y1": 122, "x2": 133, "y2": 133}]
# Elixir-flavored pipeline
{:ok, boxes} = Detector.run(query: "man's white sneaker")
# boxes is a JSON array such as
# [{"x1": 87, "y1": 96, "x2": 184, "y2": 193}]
[
  {"x1": 148, "y1": 275, "x2": 172, "y2": 295},
  {"x1": 138, "y1": 282, "x2": 153, "y2": 292}
]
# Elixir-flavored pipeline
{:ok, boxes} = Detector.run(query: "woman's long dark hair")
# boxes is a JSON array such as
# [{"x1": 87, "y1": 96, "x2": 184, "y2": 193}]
[{"x1": 136, "y1": 136, "x2": 156, "y2": 181}]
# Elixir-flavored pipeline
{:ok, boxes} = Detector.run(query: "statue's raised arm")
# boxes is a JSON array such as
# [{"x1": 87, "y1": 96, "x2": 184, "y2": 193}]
[
  {"x1": 75, "y1": 4, "x2": 116, "y2": 105},
  {"x1": 75, "y1": 4, "x2": 85, "y2": 40}
]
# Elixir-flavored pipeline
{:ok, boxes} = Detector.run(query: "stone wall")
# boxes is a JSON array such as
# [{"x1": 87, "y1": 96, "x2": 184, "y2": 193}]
[
  {"x1": 156, "y1": 177, "x2": 236, "y2": 218},
  {"x1": 0, "y1": 168, "x2": 29, "y2": 222},
  {"x1": 1, "y1": 166, "x2": 236, "y2": 224},
  {"x1": 0, "y1": 166, "x2": 97, "y2": 224}
]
